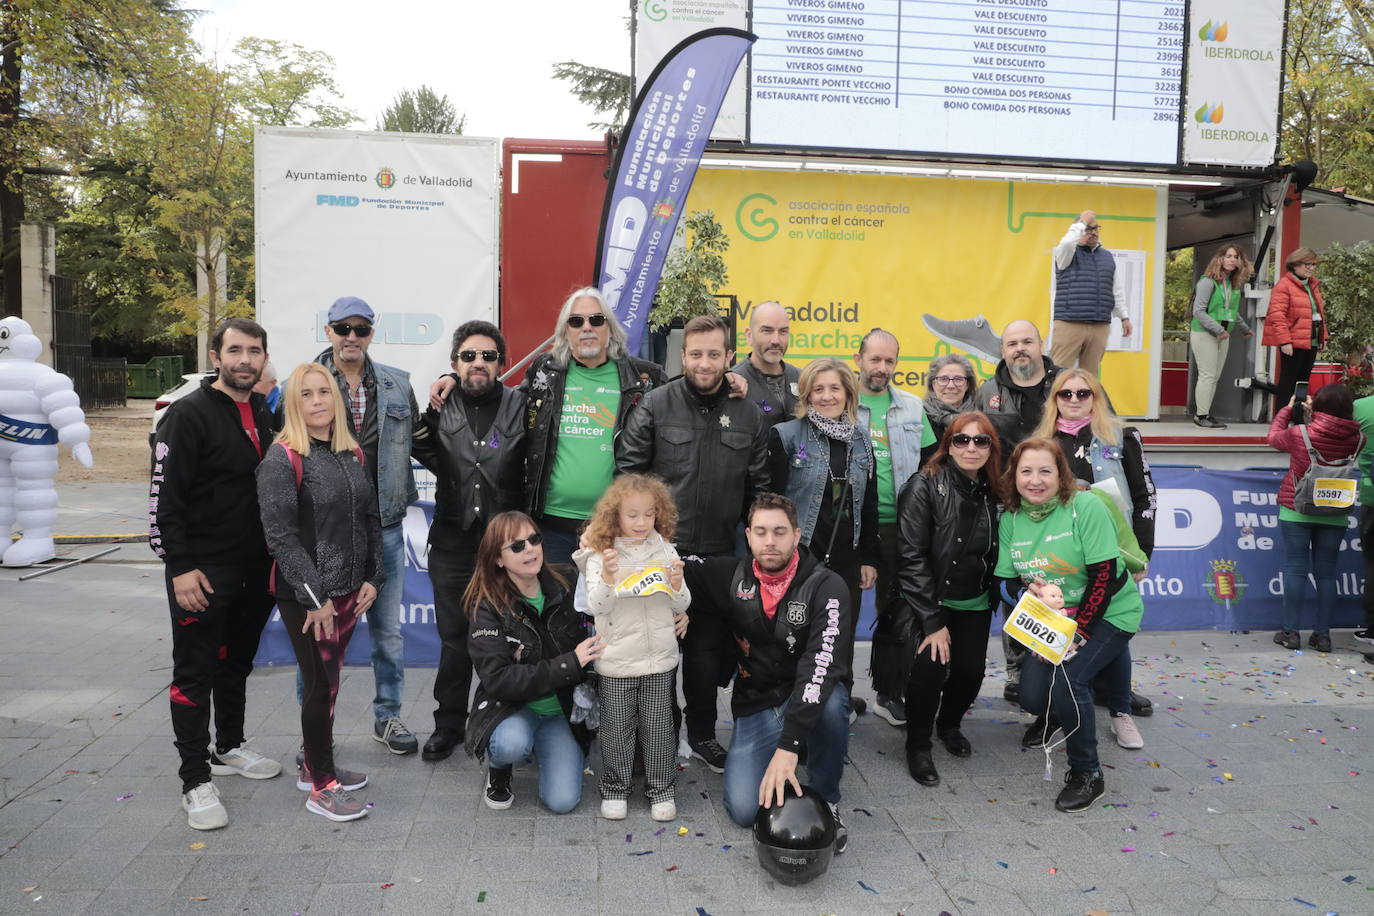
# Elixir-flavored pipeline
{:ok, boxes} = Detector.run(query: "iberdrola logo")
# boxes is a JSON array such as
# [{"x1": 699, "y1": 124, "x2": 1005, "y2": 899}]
[
  {"x1": 1198, "y1": 19, "x2": 1229, "y2": 41},
  {"x1": 1194, "y1": 102, "x2": 1225, "y2": 124}
]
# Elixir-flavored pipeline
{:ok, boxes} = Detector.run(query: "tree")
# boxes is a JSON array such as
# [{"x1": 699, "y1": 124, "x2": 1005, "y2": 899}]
[
  {"x1": 1163, "y1": 248, "x2": 1195, "y2": 331},
  {"x1": 651, "y1": 210, "x2": 730, "y2": 330},
  {"x1": 1317, "y1": 240, "x2": 1374, "y2": 396},
  {"x1": 551, "y1": 61, "x2": 632, "y2": 132},
  {"x1": 377, "y1": 86, "x2": 465, "y2": 134}
]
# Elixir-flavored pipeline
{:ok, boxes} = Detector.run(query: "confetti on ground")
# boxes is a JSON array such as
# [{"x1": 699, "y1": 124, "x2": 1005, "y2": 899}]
[
  {"x1": 1121, "y1": 847, "x2": 1136, "y2": 852},
  {"x1": 1343, "y1": 876, "x2": 1357, "y2": 883},
  {"x1": 1292, "y1": 898, "x2": 1317, "y2": 908},
  {"x1": 666, "y1": 865, "x2": 679, "y2": 872},
  {"x1": 380, "y1": 883, "x2": 394, "y2": 889},
  {"x1": 1082, "y1": 887, "x2": 1097, "y2": 893},
  {"x1": 630, "y1": 850, "x2": 654, "y2": 856},
  {"x1": 696, "y1": 908, "x2": 716, "y2": 916},
  {"x1": 1162, "y1": 832, "x2": 1176, "y2": 838},
  {"x1": 857, "y1": 880, "x2": 879, "y2": 894},
  {"x1": 188, "y1": 897, "x2": 208, "y2": 902},
  {"x1": 477, "y1": 891, "x2": 486, "y2": 902},
  {"x1": 721, "y1": 845, "x2": 732, "y2": 851},
  {"x1": 654, "y1": 827, "x2": 667, "y2": 836},
  {"x1": 22, "y1": 886, "x2": 37, "y2": 894},
  {"x1": 996, "y1": 861, "x2": 1009, "y2": 869},
  {"x1": 678, "y1": 827, "x2": 688, "y2": 836},
  {"x1": 626, "y1": 834, "x2": 632, "y2": 843},
  {"x1": 1048, "y1": 868, "x2": 1058, "y2": 874},
  {"x1": 188, "y1": 842, "x2": 205, "y2": 851},
  {"x1": 115, "y1": 794, "x2": 133, "y2": 801},
  {"x1": 852, "y1": 807, "x2": 873, "y2": 816}
]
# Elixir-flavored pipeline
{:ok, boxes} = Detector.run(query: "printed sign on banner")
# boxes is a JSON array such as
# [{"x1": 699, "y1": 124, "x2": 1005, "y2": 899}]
[
  {"x1": 254, "y1": 127, "x2": 498, "y2": 401},
  {"x1": 1182, "y1": 0, "x2": 1286, "y2": 167},
  {"x1": 634, "y1": 0, "x2": 748, "y2": 140}
]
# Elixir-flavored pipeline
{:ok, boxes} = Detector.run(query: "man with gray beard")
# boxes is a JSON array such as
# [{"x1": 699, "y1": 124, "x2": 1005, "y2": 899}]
[{"x1": 977, "y1": 320, "x2": 1062, "y2": 449}]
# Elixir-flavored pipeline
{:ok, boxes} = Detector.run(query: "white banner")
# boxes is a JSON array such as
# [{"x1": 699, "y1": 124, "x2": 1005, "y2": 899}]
[
  {"x1": 254, "y1": 127, "x2": 499, "y2": 401},
  {"x1": 634, "y1": 0, "x2": 748, "y2": 140},
  {"x1": 1182, "y1": 0, "x2": 1285, "y2": 167}
]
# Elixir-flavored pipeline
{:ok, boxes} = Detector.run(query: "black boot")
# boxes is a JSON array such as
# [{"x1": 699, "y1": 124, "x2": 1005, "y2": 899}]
[
  {"x1": 422, "y1": 727, "x2": 464, "y2": 761},
  {"x1": 1055, "y1": 768, "x2": 1105, "y2": 813},
  {"x1": 937, "y1": 728, "x2": 972, "y2": 758},
  {"x1": 907, "y1": 747, "x2": 940, "y2": 787}
]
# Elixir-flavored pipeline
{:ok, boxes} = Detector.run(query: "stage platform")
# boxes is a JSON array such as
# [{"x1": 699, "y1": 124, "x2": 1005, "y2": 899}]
[{"x1": 1136, "y1": 418, "x2": 1284, "y2": 470}]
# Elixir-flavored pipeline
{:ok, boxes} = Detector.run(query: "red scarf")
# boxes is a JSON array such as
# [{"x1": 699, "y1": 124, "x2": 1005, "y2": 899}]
[{"x1": 752, "y1": 551, "x2": 800, "y2": 620}]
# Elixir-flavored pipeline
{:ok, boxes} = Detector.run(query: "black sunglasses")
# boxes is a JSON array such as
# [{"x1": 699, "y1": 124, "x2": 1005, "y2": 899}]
[
  {"x1": 950, "y1": 433, "x2": 993, "y2": 449},
  {"x1": 459, "y1": 349, "x2": 501, "y2": 363},
  {"x1": 502, "y1": 532, "x2": 543, "y2": 553},
  {"x1": 567, "y1": 314, "x2": 608, "y2": 329},
  {"x1": 1084, "y1": 224, "x2": 1101, "y2": 231},
  {"x1": 1056, "y1": 388, "x2": 1094, "y2": 401},
  {"x1": 329, "y1": 322, "x2": 373, "y2": 338}
]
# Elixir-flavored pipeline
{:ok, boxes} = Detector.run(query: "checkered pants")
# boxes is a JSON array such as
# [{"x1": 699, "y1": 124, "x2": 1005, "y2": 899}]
[{"x1": 597, "y1": 669, "x2": 678, "y2": 803}]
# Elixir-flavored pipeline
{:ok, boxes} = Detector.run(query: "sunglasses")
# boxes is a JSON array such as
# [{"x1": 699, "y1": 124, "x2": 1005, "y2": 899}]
[
  {"x1": 567, "y1": 314, "x2": 608, "y2": 329},
  {"x1": 1056, "y1": 388, "x2": 1094, "y2": 401},
  {"x1": 1084, "y1": 224, "x2": 1101, "y2": 232},
  {"x1": 329, "y1": 322, "x2": 373, "y2": 338},
  {"x1": 502, "y1": 532, "x2": 543, "y2": 553},
  {"x1": 951, "y1": 433, "x2": 993, "y2": 449},
  {"x1": 459, "y1": 349, "x2": 501, "y2": 363}
]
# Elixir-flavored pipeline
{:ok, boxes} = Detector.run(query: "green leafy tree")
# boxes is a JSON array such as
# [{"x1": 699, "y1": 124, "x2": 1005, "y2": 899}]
[
  {"x1": 1163, "y1": 248, "x2": 1195, "y2": 332},
  {"x1": 377, "y1": 85, "x2": 465, "y2": 134},
  {"x1": 551, "y1": 61, "x2": 632, "y2": 132},
  {"x1": 1316, "y1": 240, "x2": 1374, "y2": 396},
  {"x1": 651, "y1": 210, "x2": 730, "y2": 330}
]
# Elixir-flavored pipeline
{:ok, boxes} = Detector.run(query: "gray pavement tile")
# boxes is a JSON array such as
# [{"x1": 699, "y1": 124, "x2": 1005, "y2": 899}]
[
  {"x1": 380, "y1": 879, "x2": 460, "y2": 915},
  {"x1": 13, "y1": 889, "x2": 100, "y2": 911},
  {"x1": 79, "y1": 887, "x2": 176, "y2": 916},
  {"x1": 230, "y1": 883, "x2": 317, "y2": 916},
  {"x1": 108, "y1": 853, "x2": 198, "y2": 890},
  {"x1": 161, "y1": 885, "x2": 248, "y2": 916},
  {"x1": 307, "y1": 881, "x2": 387, "y2": 915},
  {"x1": 323, "y1": 847, "x2": 399, "y2": 885}
]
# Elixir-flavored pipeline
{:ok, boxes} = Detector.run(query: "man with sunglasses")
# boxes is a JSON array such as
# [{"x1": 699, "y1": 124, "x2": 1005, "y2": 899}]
[
  {"x1": 411, "y1": 320, "x2": 528, "y2": 761},
  {"x1": 316, "y1": 296, "x2": 428, "y2": 756},
  {"x1": 1050, "y1": 209, "x2": 1132, "y2": 376}
]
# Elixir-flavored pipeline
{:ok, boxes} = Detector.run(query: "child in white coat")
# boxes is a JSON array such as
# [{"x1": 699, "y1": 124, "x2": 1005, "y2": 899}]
[{"x1": 573, "y1": 473, "x2": 689, "y2": 821}]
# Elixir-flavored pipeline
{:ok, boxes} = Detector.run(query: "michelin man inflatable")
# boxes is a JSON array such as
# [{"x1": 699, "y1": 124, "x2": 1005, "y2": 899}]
[{"x1": 0, "y1": 316, "x2": 93, "y2": 566}]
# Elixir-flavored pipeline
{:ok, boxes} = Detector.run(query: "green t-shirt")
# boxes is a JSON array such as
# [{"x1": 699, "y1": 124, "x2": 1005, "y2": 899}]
[
  {"x1": 860, "y1": 390, "x2": 898, "y2": 525},
  {"x1": 994, "y1": 491, "x2": 1144, "y2": 634},
  {"x1": 544, "y1": 361, "x2": 622, "y2": 519},
  {"x1": 1277, "y1": 505, "x2": 1349, "y2": 528},
  {"x1": 523, "y1": 591, "x2": 564, "y2": 716},
  {"x1": 943, "y1": 592, "x2": 993, "y2": 612},
  {"x1": 1355, "y1": 395, "x2": 1374, "y2": 507}
]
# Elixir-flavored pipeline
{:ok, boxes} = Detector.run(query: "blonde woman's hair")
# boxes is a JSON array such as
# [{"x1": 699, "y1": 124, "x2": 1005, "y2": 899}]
[
  {"x1": 277, "y1": 363, "x2": 359, "y2": 457},
  {"x1": 794, "y1": 357, "x2": 859, "y2": 422},
  {"x1": 1034, "y1": 368, "x2": 1121, "y2": 447},
  {"x1": 582, "y1": 473, "x2": 679, "y2": 552}
]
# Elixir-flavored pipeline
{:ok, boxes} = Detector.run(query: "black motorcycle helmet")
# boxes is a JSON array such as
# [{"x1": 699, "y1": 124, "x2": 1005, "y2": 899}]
[{"x1": 752, "y1": 783, "x2": 837, "y2": 886}]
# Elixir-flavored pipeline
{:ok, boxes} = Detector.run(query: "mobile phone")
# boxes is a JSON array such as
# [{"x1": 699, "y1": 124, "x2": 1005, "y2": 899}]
[
  {"x1": 1293, "y1": 381, "x2": 1309, "y2": 403},
  {"x1": 1291, "y1": 381, "x2": 1310, "y2": 424}
]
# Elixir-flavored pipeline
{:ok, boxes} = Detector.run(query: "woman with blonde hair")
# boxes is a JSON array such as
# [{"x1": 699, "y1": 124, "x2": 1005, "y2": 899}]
[
  {"x1": 1190, "y1": 245, "x2": 1256, "y2": 428},
  {"x1": 767, "y1": 358, "x2": 879, "y2": 619},
  {"x1": 256, "y1": 363, "x2": 382, "y2": 822}
]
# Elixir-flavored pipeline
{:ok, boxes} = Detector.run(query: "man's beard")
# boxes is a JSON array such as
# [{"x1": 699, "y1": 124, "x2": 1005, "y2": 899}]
[
  {"x1": 1009, "y1": 354, "x2": 1039, "y2": 382},
  {"x1": 686, "y1": 368, "x2": 724, "y2": 394},
  {"x1": 861, "y1": 371, "x2": 888, "y2": 393},
  {"x1": 755, "y1": 549, "x2": 794, "y2": 573},
  {"x1": 219, "y1": 365, "x2": 260, "y2": 391},
  {"x1": 461, "y1": 372, "x2": 495, "y2": 397},
  {"x1": 574, "y1": 340, "x2": 604, "y2": 360}
]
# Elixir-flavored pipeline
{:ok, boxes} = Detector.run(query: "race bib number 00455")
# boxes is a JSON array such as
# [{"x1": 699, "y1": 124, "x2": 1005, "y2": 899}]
[
  {"x1": 1002, "y1": 592, "x2": 1078, "y2": 665},
  {"x1": 615, "y1": 567, "x2": 673, "y2": 599}
]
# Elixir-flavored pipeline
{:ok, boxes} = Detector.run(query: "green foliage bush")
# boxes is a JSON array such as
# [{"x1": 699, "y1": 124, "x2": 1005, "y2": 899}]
[{"x1": 1318, "y1": 240, "x2": 1374, "y2": 397}]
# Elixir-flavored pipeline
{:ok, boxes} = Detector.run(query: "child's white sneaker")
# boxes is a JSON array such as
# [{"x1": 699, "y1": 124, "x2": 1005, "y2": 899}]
[
  {"x1": 601, "y1": 798, "x2": 628, "y2": 820},
  {"x1": 650, "y1": 800, "x2": 676, "y2": 822}
]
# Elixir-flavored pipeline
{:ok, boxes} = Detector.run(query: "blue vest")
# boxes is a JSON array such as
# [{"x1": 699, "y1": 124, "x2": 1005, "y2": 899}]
[
  {"x1": 774, "y1": 418, "x2": 874, "y2": 549},
  {"x1": 1055, "y1": 245, "x2": 1116, "y2": 323}
]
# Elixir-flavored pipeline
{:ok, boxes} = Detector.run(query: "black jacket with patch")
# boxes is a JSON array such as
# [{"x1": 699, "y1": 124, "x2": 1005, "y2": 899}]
[{"x1": 684, "y1": 552, "x2": 852, "y2": 752}]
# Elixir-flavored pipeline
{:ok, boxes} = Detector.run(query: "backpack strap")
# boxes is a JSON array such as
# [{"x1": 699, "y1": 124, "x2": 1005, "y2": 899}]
[{"x1": 1299, "y1": 425, "x2": 1362, "y2": 468}]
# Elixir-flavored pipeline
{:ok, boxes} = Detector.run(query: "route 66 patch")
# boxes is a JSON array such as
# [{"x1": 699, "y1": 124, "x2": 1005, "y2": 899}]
[{"x1": 785, "y1": 601, "x2": 807, "y2": 627}]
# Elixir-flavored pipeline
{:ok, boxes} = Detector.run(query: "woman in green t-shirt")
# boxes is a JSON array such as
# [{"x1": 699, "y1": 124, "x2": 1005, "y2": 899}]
[{"x1": 994, "y1": 438, "x2": 1144, "y2": 814}]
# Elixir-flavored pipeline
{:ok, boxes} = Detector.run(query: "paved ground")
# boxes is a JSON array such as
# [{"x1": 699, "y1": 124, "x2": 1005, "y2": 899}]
[{"x1": 3, "y1": 486, "x2": 1374, "y2": 914}]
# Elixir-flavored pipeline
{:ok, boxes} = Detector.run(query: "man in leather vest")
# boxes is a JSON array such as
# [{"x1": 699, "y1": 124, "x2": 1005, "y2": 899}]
[
  {"x1": 729, "y1": 300, "x2": 799, "y2": 426},
  {"x1": 1050, "y1": 210, "x2": 1133, "y2": 376},
  {"x1": 411, "y1": 321, "x2": 528, "y2": 761},
  {"x1": 683, "y1": 494, "x2": 853, "y2": 855}
]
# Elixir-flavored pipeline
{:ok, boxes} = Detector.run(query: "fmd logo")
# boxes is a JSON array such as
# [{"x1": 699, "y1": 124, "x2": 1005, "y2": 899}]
[{"x1": 316, "y1": 194, "x2": 360, "y2": 207}]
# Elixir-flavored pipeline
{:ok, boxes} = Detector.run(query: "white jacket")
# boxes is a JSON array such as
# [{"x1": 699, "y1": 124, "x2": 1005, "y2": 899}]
[{"x1": 573, "y1": 531, "x2": 690, "y2": 678}]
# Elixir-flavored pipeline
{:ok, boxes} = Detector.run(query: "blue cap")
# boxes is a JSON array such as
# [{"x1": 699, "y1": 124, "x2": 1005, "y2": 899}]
[{"x1": 327, "y1": 296, "x2": 375, "y2": 323}]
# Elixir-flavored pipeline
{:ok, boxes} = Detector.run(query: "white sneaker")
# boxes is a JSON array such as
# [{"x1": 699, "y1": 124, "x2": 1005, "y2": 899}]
[
  {"x1": 650, "y1": 800, "x2": 677, "y2": 822},
  {"x1": 210, "y1": 744, "x2": 282, "y2": 780},
  {"x1": 1110, "y1": 713, "x2": 1144, "y2": 750},
  {"x1": 600, "y1": 798, "x2": 628, "y2": 820},
  {"x1": 677, "y1": 735, "x2": 693, "y2": 761},
  {"x1": 182, "y1": 782, "x2": 228, "y2": 831}
]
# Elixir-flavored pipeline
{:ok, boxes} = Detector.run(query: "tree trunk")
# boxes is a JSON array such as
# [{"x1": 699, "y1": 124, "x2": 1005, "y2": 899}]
[{"x1": 0, "y1": 25, "x2": 23, "y2": 320}]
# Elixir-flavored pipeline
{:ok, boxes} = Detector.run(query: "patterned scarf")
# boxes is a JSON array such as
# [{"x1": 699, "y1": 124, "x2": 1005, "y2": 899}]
[
  {"x1": 752, "y1": 551, "x2": 800, "y2": 620},
  {"x1": 807, "y1": 407, "x2": 854, "y2": 442}
]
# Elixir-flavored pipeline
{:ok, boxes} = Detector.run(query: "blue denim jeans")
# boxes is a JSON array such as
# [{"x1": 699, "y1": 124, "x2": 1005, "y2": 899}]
[
  {"x1": 1019, "y1": 620, "x2": 1133, "y2": 774},
  {"x1": 292, "y1": 522, "x2": 405, "y2": 721},
  {"x1": 1099, "y1": 645, "x2": 1133, "y2": 717},
  {"x1": 723, "y1": 683, "x2": 850, "y2": 828},
  {"x1": 1280, "y1": 518, "x2": 1346, "y2": 635},
  {"x1": 487, "y1": 707, "x2": 585, "y2": 814}
]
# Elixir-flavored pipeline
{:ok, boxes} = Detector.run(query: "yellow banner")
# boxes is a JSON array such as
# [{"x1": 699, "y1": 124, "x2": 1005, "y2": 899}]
[{"x1": 685, "y1": 170, "x2": 1161, "y2": 416}]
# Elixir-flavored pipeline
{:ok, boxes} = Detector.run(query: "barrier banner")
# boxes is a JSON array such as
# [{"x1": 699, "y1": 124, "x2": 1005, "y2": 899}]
[
  {"x1": 595, "y1": 28, "x2": 756, "y2": 355},
  {"x1": 254, "y1": 468, "x2": 1367, "y2": 668}
]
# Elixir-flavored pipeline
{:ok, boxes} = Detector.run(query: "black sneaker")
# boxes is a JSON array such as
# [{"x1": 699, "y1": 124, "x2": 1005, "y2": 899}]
[
  {"x1": 374, "y1": 717, "x2": 419, "y2": 755},
  {"x1": 1273, "y1": 630, "x2": 1300, "y2": 650},
  {"x1": 828, "y1": 802, "x2": 848, "y2": 855},
  {"x1": 689, "y1": 738, "x2": 727, "y2": 774},
  {"x1": 1003, "y1": 681, "x2": 1020, "y2": 704},
  {"x1": 1308, "y1": 632, "x2": 1333, "y2": 653},
  {"x1": 484, "y1": 765, "x2": 513, "y2": 810},
  {"x1": 1129, "y1": 691, "x2": 1154, "y2": 717},
  {"x1": 1055, "y1": 768, "x2": 1105, "y2": 813},
  {"x1": 422, "y1": 727, "x2": 464, "y2": 761},
  {"x1": 1354, "y1": 628, "x2": 1374, "y2": 645},
  {"x1": 872, "y1": 695, "x2": 907, "y2": 727},
  {"x1": 1021, "y1": 717, "x2": 1062, "y2": 749}
]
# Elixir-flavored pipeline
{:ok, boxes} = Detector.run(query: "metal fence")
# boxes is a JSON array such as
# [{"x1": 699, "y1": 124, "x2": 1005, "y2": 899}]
[{"x1": 53, "y1": 282, "x2": 127, "y2": 408}]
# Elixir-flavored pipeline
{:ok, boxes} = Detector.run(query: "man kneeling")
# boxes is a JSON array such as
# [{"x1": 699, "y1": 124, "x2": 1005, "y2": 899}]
[{"x1": 684, "y1": 493, "x2": 853, "y2": 853}]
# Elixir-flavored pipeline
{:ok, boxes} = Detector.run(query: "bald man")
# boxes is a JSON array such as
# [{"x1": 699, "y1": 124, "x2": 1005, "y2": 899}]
[
  {"x1": 976, "y1": 320, "x2": 1063, "y2": 450},
  {"x1": 729, "y1": 301, "x2": 799, "y2": 426}
]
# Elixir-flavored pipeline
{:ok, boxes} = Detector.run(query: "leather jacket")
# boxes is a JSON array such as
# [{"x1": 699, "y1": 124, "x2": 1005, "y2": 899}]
[
  {"x1": 464, "y1": 571, "x2": 588, "y2": 761},
  {"x1": 729, "y1": 357, "x2": 800, "y2": 424},
  {"x1": 976, "y1": 356, "x2": 1063, "y2": 448},
  {"x1": 519, "y1": 352, "x2": 666, "y2": 516},
  {"x1": 616, "y1": 377, "x2": 771, "y2": 555},
  {"x1": 411, "y1": 384, "x2": 529, "y2": 548},
  {"x1": 894, "y1": 463, "x2": 999, "y2": 636}
]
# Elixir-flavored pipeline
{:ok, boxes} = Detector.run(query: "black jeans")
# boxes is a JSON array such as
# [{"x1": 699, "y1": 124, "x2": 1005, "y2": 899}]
[
  {"x1": 904, "y1": 608, "x2": 993, "y2": 750},
  {"x1": 1274, "y1": 346, "x2": 1319, "y2": 411},
  {"x1": 165, "y1": 558, "x2": 274, "y2": 793},
  {"x1": 278, "y1": 590, "x2": 361, "y2": 790},
  {"x1": 681, "y1": 552, "x2": 736, "y2": 744},
  {"x1": 427, "y1": 542, "x2": 478, "y2": 731}
]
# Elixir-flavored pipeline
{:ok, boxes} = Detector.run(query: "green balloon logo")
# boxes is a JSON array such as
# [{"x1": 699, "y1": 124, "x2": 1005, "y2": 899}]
[{"x1": 736, "y1": 193, "x2": 779, "y2": 242}]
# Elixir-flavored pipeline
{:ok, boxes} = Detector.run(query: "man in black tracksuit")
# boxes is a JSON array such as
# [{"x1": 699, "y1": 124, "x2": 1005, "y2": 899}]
[
  {"x1": 410, "y1": 320, "x2": 529, "y2": 761},
  {"x1": 150, "y1": 318, "x2": 281, "y2": 830},
  {"x1": 683, "y1": 493, "x2": 853, "y2": 854}
]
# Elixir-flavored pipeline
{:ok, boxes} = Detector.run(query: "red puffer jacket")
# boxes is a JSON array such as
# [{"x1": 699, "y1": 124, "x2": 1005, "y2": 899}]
[
  {"x1": 1267, "y1": 406, "x2": 1363, "y2": 510},
  {"x1": 1261, "y1": 273, "x2": 1328, "y2": 350}
]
